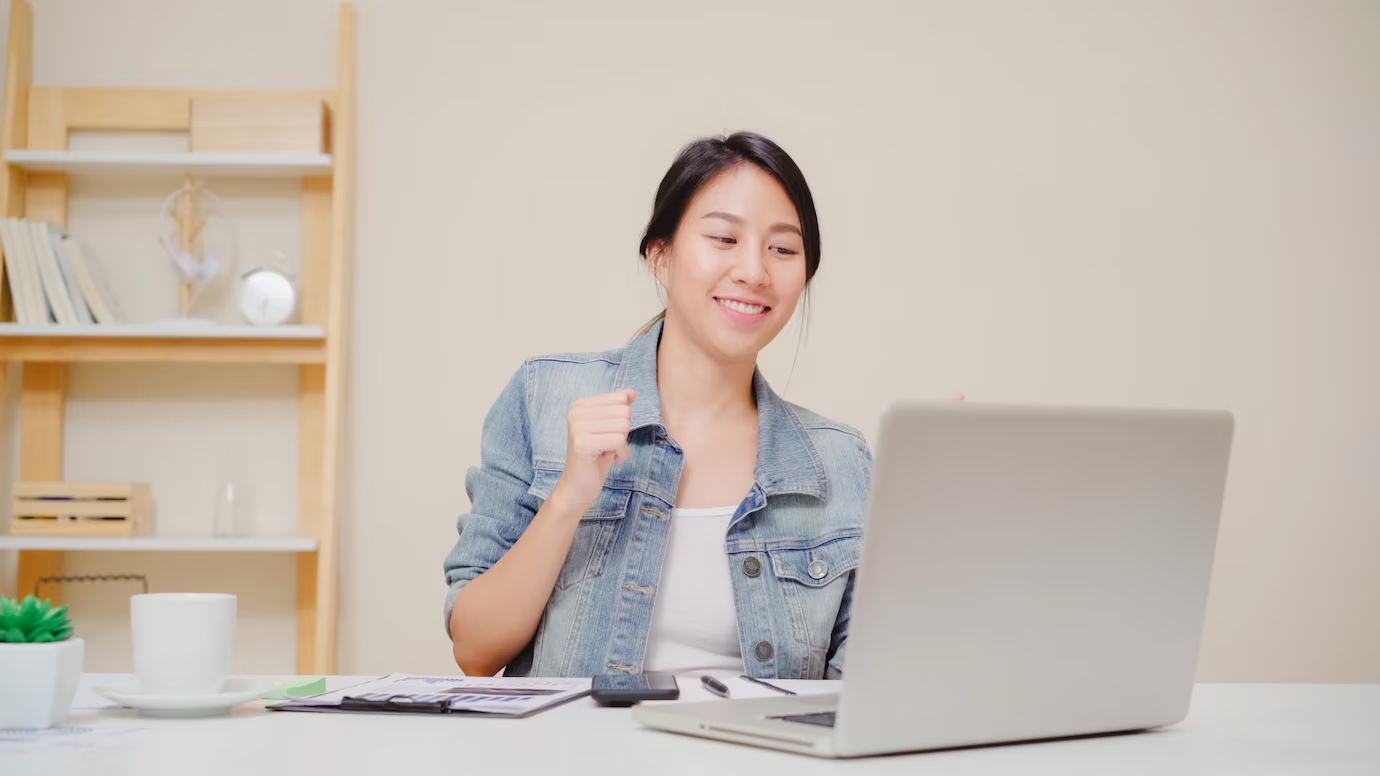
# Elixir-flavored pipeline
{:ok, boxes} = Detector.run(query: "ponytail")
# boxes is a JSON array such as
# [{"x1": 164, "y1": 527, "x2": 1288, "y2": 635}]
[{"x1": 629, "y1": 310, "x2": 666, "y2": 344}]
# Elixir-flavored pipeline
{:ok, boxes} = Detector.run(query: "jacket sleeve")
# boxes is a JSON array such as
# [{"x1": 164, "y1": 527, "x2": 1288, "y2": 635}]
[
  {"x1": 442, "y1": 363, "x2": 542, "y2": 636},
  {"x1": 825, "y1": 436, "x2": 873, "y2": 679}
]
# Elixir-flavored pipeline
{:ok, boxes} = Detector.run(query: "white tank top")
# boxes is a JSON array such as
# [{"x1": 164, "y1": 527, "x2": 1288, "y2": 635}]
[{"x1": 642, "y1": 505, "x2": 745, "y2": 675}]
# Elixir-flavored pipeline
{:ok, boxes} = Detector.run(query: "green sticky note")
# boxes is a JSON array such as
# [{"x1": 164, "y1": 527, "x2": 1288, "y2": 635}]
[{"x1": 260, "y1": 676, "x2": 327, "y2": 700}]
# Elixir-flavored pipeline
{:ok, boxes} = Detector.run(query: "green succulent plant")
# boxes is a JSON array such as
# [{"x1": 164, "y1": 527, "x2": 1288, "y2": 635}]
[{"x1": 0, "y1": 594, "x2": 74, "y2": 643}]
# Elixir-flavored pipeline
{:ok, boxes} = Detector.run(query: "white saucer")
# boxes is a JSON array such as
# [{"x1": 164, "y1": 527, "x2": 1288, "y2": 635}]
[{"x1": 93, "y1": 677, "x2": 275, "y2": 718}]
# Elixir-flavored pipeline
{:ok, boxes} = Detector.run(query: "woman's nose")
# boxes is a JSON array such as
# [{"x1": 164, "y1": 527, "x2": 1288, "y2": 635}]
[{"x1": 732, "y1": 246, "x2": 769, "y2": 286}]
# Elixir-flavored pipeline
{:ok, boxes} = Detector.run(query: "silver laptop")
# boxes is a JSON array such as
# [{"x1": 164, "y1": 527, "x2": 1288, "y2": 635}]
[{"x1": 632, "y1": 402, "x2": 1235, "y2": 758}]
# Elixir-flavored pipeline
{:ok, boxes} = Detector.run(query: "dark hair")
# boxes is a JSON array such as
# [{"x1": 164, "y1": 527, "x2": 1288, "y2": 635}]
[{"x1": 638, "y1": 131, "x2": 821, "y2": 282}]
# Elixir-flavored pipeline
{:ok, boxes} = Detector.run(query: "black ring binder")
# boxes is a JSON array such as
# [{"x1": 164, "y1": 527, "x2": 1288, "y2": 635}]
[{"x1": 340, "y1": 695, "x2": 451, "y2": 713}]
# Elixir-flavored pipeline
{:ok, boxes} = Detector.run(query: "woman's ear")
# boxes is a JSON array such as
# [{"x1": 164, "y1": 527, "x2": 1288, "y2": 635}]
[{"x1": 647, "y1": 240, "x2": 671, "y2": 288}]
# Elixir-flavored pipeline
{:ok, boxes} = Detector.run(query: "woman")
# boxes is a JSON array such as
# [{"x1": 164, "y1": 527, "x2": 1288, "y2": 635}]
[{"x1": 443, "y1": 132, "x2": 871, "y2": 680}]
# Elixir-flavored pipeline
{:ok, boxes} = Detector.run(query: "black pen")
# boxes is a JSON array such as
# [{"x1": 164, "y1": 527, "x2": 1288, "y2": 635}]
[{"x1": 700, "y1": 675, "x2": 730, "y2": 698}]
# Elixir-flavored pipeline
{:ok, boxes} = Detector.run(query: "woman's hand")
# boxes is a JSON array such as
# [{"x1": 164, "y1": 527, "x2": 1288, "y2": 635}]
[{"x1": 550, "y1": 389, "x2": 637, "y2": 514}]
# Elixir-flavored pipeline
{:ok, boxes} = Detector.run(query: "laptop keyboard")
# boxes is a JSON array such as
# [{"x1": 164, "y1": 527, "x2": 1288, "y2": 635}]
[{"x1": 772, "y1": 711, "x2": 837, "y2": 728}]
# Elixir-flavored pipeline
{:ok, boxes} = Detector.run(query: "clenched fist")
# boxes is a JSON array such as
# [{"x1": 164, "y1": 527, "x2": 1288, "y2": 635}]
[{"x1": 549, "y1": 389, "x2": 637, "y2": 514}]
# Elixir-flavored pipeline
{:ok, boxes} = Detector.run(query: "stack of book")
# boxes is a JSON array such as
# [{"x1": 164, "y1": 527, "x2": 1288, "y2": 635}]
[{"x1": 0, "y1": 217, "x2": 120, "y2": 325}]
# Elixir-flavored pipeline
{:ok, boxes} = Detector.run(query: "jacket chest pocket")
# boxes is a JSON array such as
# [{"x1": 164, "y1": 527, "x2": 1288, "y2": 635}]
[
  {"x1": 529, "y1": 467, "x2": 630, "y2": 591},
  {"x1": 766, "y1": 535, "x2": 861, "y2": 649}
]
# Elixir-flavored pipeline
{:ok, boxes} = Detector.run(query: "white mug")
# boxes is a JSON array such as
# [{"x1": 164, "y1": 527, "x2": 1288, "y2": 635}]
[{"x1": 130, "y1": 593, "x2": 236, "y2": 695}]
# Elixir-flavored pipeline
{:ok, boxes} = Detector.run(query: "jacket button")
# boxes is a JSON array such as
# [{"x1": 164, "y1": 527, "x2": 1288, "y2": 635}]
[
  {"x1": 808, "y1": 559, "x2": 828, "y2": 580},
  {"x1": 743, "y1": 557, "x2": 761, "y2": 578},
  {"x1": 755, "y1": 641, "x2": 774, "y2": 661}
]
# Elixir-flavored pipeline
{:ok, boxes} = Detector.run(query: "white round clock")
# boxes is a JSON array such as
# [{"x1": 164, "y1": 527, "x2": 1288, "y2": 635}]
[{"x1": 238, "y1": 267, "x2": 297, "y2": 326}]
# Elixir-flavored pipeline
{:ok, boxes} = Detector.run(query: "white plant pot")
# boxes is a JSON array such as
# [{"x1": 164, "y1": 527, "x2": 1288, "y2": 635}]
[{"x1": 0, "y1": 638, "x2": 84, "y2": 729}]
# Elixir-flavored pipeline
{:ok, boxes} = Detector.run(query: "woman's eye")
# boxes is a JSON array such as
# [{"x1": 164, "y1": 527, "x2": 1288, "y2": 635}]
[
  {"x1": 773, "y1": 246, "x2": 799, "y2": 256},
  {"x1": 708, "y1": 235, "x2": 736, "y2": 245}
]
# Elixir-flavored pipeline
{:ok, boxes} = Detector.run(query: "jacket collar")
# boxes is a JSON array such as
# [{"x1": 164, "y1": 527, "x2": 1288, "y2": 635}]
[{"x1": 612, "y1": 319, "x2": 829, "y2": 501}]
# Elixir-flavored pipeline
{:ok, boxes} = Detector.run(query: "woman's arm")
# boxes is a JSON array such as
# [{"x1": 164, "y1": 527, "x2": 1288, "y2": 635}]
[
  {"x1": 446, "y1": 386, "x2": 636, "y2": 676},
  {"x1": 448, "y1": 488, "x2": 583, "y2": 676}
]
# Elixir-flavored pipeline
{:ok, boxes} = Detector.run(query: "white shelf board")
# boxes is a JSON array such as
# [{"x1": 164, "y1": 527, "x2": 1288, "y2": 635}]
[
  {"x1": 0, "y1": 536, "x2": 319, "y2": 552},
  {"x1": 4, "y1": 149, "x2": 333, "y2": 178},
  {"x1": 0, "y1": 323, "x2": 325, "y2": 340}
]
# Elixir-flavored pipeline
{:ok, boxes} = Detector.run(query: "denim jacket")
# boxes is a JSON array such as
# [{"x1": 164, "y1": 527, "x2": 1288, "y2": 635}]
[{"x1": 443, "y1": 321, "x2": 872, "y2": 679}]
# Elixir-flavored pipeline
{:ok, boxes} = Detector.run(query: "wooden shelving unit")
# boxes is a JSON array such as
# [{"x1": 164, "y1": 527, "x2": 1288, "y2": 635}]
[{"x1": 0, "y1": 1, "x2": 355, "y2": 674}]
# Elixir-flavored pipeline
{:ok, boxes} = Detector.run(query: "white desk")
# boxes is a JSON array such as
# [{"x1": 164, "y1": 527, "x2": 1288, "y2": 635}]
[{"x1": 7, "y1": 676, "x2": 1378, "y2": 775}]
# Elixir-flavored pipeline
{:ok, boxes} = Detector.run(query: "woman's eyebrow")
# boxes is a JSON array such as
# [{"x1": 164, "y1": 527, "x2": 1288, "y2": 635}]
[
  {"x1": 703, "y1": 211, "x2": 802, "y2": 236},
  {"x1": 702, "y1": 211, "x2": 743, "y2": 224}
]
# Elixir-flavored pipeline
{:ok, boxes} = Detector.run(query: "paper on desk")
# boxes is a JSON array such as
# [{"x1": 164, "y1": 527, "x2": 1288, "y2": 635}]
[
  {"x1": 0, "y1": 722, "x2": 143, "y2": 757},
  {"x1": 272, "y1": 673, "x2": 591, "y2": 717},
  {"x1": 683, "y1": 671, "x2": 841, "y2": 700},
  {"x1": 725, "y1": 676, "x2": 842, "y2": 699}
]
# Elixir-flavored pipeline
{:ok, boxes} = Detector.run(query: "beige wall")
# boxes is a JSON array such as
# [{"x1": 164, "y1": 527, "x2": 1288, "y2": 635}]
[{"x1": 0, "y1": 0, "x2": 1376, "y2": 682}]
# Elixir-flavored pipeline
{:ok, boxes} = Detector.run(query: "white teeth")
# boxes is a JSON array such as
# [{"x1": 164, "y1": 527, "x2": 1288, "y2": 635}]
[{"x1": 718, "y1": 298, "x2": 766, "y2": 315}]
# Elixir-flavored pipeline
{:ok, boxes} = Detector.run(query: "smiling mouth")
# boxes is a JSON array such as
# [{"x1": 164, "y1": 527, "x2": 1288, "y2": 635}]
[{"x1": 715, "y1": 297, "x2": 771, "y2": 315}]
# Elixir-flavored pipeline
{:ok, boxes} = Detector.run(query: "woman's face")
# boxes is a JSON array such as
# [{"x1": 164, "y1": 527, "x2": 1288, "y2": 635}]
[{"x1": 652, "y1": 164, "x2": 808, "y2": 363}]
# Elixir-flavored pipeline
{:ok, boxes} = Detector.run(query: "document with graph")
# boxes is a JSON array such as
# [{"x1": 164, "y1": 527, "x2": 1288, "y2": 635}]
[{"x1": 270, "y1": 674, "x2": 592, "y2": 717}]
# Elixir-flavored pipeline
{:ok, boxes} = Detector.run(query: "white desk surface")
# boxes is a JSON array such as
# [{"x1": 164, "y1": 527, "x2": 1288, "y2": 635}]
[{"x1": 6, "y1": 675, "x2": 1378, "y2": 775}]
